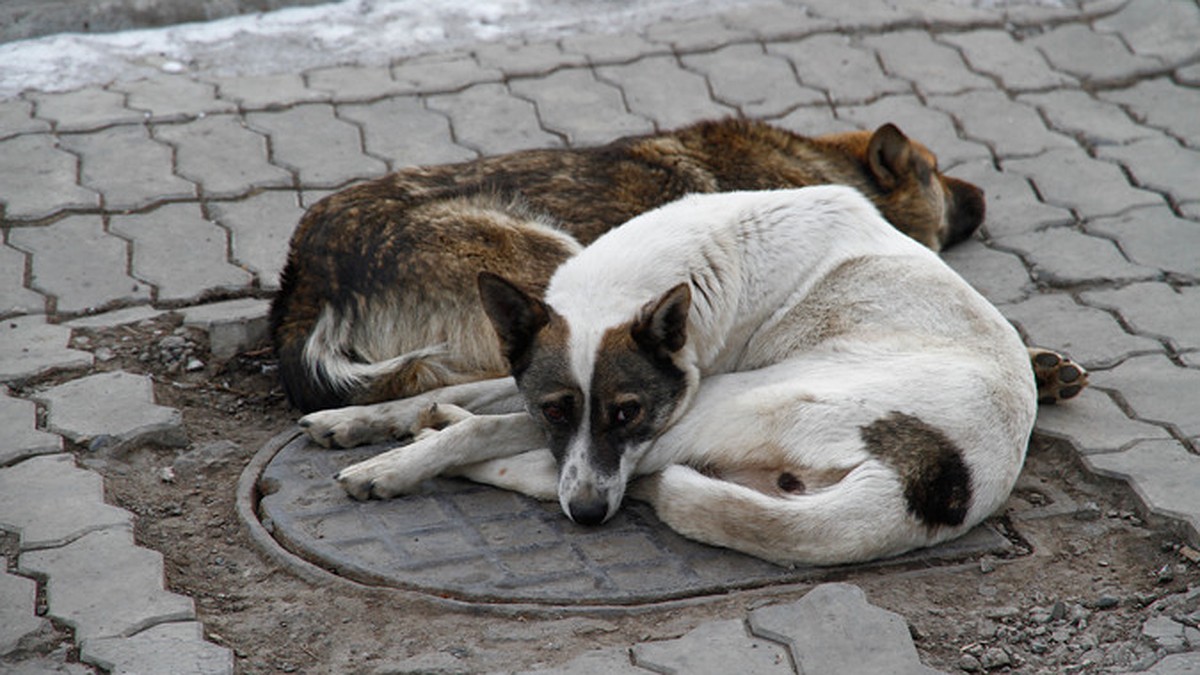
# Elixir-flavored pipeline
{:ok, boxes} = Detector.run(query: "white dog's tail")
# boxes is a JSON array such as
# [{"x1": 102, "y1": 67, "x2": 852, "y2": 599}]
[{"x1": 636, "y1": 462, "x2": 981, "y2": 567}]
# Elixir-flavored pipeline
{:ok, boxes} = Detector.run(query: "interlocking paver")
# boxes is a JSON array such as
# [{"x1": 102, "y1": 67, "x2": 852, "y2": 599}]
[
  {"x1": 212, "y1": 73, "x2": 330, "y2": 109},
  {"x1": 0, "y1": 315, "x2": 92, "y2": 382},
  {"x1": 109, "y1": 203, "x2": 253, "y2": 302},
  {"x1": 81, "y1": 621, "x2": 233, "y2": 675},
  {"x1": 1084, "y1": 205, "x2": 1200, "y2": 279},
  {"x1": 18, "y1": 527, "x2": 195, "y2": 642},
  {"x1": 772, "y1": 105, "x2": 856, "y2": 136},
  {"x1": 306, "y1": 65, "x2": 409, "y2": 102},
  {"x1": 560, "y1": 33, "x2": 664, "y2": 64},
  {"x1": 1029, "y1": 23, "x2": 1164, "y2": 85},
  {"x1": 181, "y1": 298, "x2": 270, "y2": 359},
  {"x1": 682, "y1": 44, "x2": 822, "y2": 118},
  {"x1": 0, "y1": 453, "x2": 131, "y2": 550},
  {"x1": 0, "y1": 570, "x2": 46, "y2": 656},
  {"x1": 1004, "y1": 147, "x2": 1161, "y2": 219},
  {"x1": 941, "y1": 240, "x2": 1031, "y2": 306},
  {"x1": 337, "y1": 97, "x2": 476, "y2": 168},
  {"x1": 999, "y1": 228, "x2": 1158, "y2": 287},
  {"x1": 799, "y1": 0, "x2": 919, "y2": 28},
  {"x1": 1035, "y1": 388, "x2": 1171, "y2": 455},
  {"x1": 0, "y1": 99, "x2": 50, "y2": 139},
  {"x1": 863, "y1": 31, "x2": 991, "y2": 96},
  {"x1": 473, "y1": 40, "x2": 586, "y2": 77},
  {"x1": 390, "y1": 52, "x2": 502, "y2": 94},
  {"x1": 720, "y1": 1, "x2": 833, "y2": 40},
  {"x1": 27, "y1": 87, "x2": 141, "y2": 132},
  {"x1": 246, "y1": 104, "x2": 387, "y2": 188},
  {"x1": 749, "y1": 583, "x2": 941, "y2": 675},
  {"x1": 1018, "y1": 90, "x2": 1155, "y2": 147},
  {"x1": 1083, "y1": 283, "x2": 1200, "y2": 352},
  {"x1": 1086, "y1": 440, "x2": 1200, "y2": 539},
  {"x1": 427, "y1": 83, "x2": 562, "y2": 155},
  {"x1": 1099, "y1": 78, "x2": 1200, "y2": 143},
  {"x1": 0, "y1": 387, "x2": 62, "y2": 466},
  {"x1": 1097, "y1": 137, "x2": 1200, "y2": 206},
  {"x1": 0, "y1": 134, "x2": 99, "y2": 220},
  {"x1": 519, "y1": 646, "x2": 647, "y2": 674},
  {"x1": 768, "y1": 35, "x2": 910, "y2": 105},
  {"x1": 948, "y1": 160, "x2": 1072, "y2": 240},
  {"x1": 34, "y1": 371, "x2": 187, "y2": 451},
  {"x1": 1178, "y1": 62, "x2": 1200, "y2": 87},
  {"x1": 207, "y1": 191, "x2": 305, "y2": 289},
  {"x1": 836, "y1": 95, "x2": 989, "y2": 169},
  {"x1": 510, "y1": 69, "x2": 653, "y2": 147},
  {"x1": 938, "y1": 30, "x2": 1076, "y2": 92},
  {"x1": 0, "y1": 244, "x2": 43, "y2": 316},
  {"x1": 111, "y1": 75, "x2": 236, "y2": 121},
  {"x1": 1101, "y1": 355, "x2": 1200, "y2": 438},
  {"x1": 1093, "y1": 0, "x2": 1200, "y2": 65},
  {"x1": 928, "y1": 90, "x2": 1073, "y2": 158},
  {"x1": 1002, "y1": 293, "x2": 1161, "y2": 369},
  {"x1": 643, "y1": 15, "x2": 754, "y2": 51},
  {"x1": 596, "y1": 55, "x2": 735, "y2": 130},
  {"x1": 633, "y1": 619, "x2": 792, "y2": 674},
  {"x1": 153, "y1": 115, "x2": 292, "y2": 198},
  {"x1": 57, "y1": 125, "x2": 195, "y2": 211}
]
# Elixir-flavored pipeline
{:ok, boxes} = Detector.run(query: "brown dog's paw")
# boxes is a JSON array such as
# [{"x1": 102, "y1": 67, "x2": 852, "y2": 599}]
[{"x1": 1029, "y1": 348, "x2": 1088, "y2": 404}]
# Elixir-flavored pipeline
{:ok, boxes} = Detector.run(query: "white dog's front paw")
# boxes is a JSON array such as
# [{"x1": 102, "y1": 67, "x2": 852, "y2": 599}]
[
  {"x1": 335, "y1": 459, "x2": 415, "y2": 500},
  {"x1": 299, "y1": 408, "x2": 391, "y2": 449}
]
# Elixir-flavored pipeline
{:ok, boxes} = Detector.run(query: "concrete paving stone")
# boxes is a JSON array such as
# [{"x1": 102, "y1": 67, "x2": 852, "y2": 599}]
[
  {"x1": 427, "y1": 82, "x2": 563, "y2": 155},
  {"x1": 1002, "y1": 292, "x2": 1161, "y2": 369},
  {"x1": 245, "y1": 103, "x2": 387, "y2": 188},
  {"x1": 1085, "y1": 205, "x2": 1200, "y2": 279},
  {"x1": 1018, "y1": 90, "x2": 1156, "y2": 148},
  {"x1": 110, "y1": 75, "x2": 236, "y2": 121},
  {"x1": 207, "y1": 191, "x2": 305, "y2": 289},
  {"x1": 863, "y1": 30, "x2": 992, "y2": 97},
  {"x1": 212, "y1": 72, "x2": 331, "y2": 109},
  {"x1": 1100, "y1": 355, "x2": 1200, "y2": 437},
  {"x1": 34, "y1": 370, "x2": 187, "y2": 451},
  {"x1": 798, "y1": 0, "x2": 920, "y2": 29},
  {"x1": 927, "y1": 90, "x2": 1073, "y2": 159},
  {"x1": 18, "y1": 527, "x2": 195, "y2": 642},
  {"x1": 518, "y1": 646, "x2": 648, "y2": 674},
  {"x1": 305, "y1": 64, "x2": 410, "y2": 102},
  {"x1": 1029, "y1": 23, "x2": 1164, "y2": 85},
  {"x1": 0, "y1": 315, "x2": 93, "y2": 382},
  {"x1": 1093, "y1": 0, "x2": 1200, "y2": 65},
  {"x1": 0, "y1": 453, "x2": 131, "y2": 550},
  {"x1": 336, "y1": 97, "x2": 474, "y2": 168},
  {"x1": 768, "y1": 35, "x2": 910, "y2": 105},
  {"x1": 941, "y1": 239, "x2": 1031, "y2": 306},
  {"x1": 938, "y1": 30, "x2": 1076, "y2": 92},
  {"x1": 81, "y1": 621, "x2": 233, "y2": 675},
  {"x1": 633, "y1": 619, "x2": 792, "y2": 675},
  {"x1": 0, "y1": 570, "x2": 47, "y2": 656},
  {"x1": 772, "y1": 105, "x2": 858, "y2": 136},
  {"x1": 1181, "y1": 202, "x2": 1200, "y2": 220},
  {"x1": 153, "y1": 115, "x2": 292, "y2": 198},
  {"x1": 1143, "y1": 615, "x2": 1188, "y2": 653},
  {"x1": 1098, "y1": 136, "x2": 1200, "y2": 206},
  {"x1": 1035, "y1": 388, "x2": 1171, "y2": 455},
  {"x1": 1003, "y1": 147, "x2": 1161, "y2": 219},
  {"x1": 560, "y1": 32, "x2": 665, "y2": 64},
  {"x1": 0, "y1": 244, "x2": 43, "y2": 317},
  {"x1": 509, "y1": 69, "x2": 654, "y2": 147},
  {"x1": 836, "y1": 95, "x2": 990, "y2": 169},
  {"x1": 998, "y1": 227, "x2": 1158, "y2": 287},
  {"x1": 1083, "y1": 282, "x2": 1200, "y2": 352},
  {"x1": 181, "y1": 297, "x2": 270, "y2": 359},
  {"x1": 300, "y1": 188, "x2": 335, "y2": 209},
  {"x1": 27, "y1": 87, "x2": 142, "y2": 132},
  {"x1": 749, "y1": 583, "x2": 941, "y2": 675},
  {"x1": 1144, "y1": 652, "x2": 1200, "y2": 675},
  {"x1": 1099, "y1": 78, "x2": 1200, "y2": 143},
  {"x1": 596, "y1": 55, "x2": 736, "y2": 131},
  {"x1": 0, "y1": 387, "x2": 62, "y2": 466},
  {"x1": 1178, "y1": 62, "x2": 1200, "y2": 86},
  {"x1": 643, "y1": 14, "x2": 755, "y2": 51},
  {"x1": 473, "y1": 39, "x2": 587, "y2": 77},
  {"x1": 57, "y1": 125, "x2": 196, "y2": 211},
  {"x1": 0, "y1": 134, "x2": 100, "y2": 220},
  {"x1": 1085, "y1": 439, "x2": 1200, "y2": 541},
  {"x1": 63, "y1": 305, "x2": 164, "y2": 329},
  {"x1": 109, "y1": 203, "x2": 253, "y2": 303},
  {"x1": 0, "y1": 99, "x2": 50, "y2": 139},
  {"x1": 681, "y1": 43, "x2": 823, "y2": 118},
  {"x1": 390, "y1": 51, "x2": 503, "y2": 94},
  {"x1": 719, "y1": 1, "x2": 834, "y2": 41},
  {"x1": 0, "y1": 656, "x2": 93, "y2": 675},
  {"x1": 881, "y1": 0, "x2": 997, "y2": 25},
  {"x1": 948, "y1": 160, "x2": 1072, "y2": 240}
]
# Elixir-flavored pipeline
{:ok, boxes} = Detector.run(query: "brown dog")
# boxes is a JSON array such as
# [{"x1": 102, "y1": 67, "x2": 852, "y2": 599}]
[{"x1": 270, "y1": 118, "x2": 1083, "y2": 416}]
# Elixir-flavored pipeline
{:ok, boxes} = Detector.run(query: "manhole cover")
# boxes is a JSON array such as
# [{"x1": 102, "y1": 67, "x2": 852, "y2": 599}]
[{"x1": 247, "y1": 430, "x2": 1013, "y2": 606}]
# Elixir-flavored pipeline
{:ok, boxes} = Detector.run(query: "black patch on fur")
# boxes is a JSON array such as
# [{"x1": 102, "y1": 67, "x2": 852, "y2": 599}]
[{"x1": 860, "y1": 412, "x2": 972, "y2": 528}]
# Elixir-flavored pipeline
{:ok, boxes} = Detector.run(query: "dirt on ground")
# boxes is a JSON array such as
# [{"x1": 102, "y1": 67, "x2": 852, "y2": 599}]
[{"x1": 6, "y1": 312, "x2": 1200, "y2": 674}]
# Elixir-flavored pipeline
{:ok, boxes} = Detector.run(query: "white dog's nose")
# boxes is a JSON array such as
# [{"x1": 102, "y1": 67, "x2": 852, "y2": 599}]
[{"x1": 567, "y1": 496, "x2": 609, "y2": 526}]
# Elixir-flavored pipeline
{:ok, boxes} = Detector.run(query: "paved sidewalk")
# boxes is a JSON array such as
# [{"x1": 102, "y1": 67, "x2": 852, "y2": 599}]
[{"x1": 2, "y1": 0, "x2": 1200, "y2": 672}]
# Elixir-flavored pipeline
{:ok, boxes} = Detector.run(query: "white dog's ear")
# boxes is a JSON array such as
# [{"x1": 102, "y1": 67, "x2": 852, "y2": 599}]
[
  {"x1": 478, "y1": 272, "x2": 550, "y2": 372},
  {"x1": 632, "y1": 283, "x2": 691, "y2": 357}
]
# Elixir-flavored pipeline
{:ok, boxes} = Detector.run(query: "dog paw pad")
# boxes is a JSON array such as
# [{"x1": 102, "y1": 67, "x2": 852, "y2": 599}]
[{"x1": 1030, "y1": 348, "x2": 1088, "y2": 405}]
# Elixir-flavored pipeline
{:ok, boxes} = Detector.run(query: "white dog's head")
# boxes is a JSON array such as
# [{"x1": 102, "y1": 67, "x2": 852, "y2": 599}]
[{"x1": 479, "y1": 272, "x2": 696, "y2": 525}]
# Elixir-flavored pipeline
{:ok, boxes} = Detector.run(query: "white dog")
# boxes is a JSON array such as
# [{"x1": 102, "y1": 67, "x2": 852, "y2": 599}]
[{"x1": 316, "y1": 186, "x2": 1037, "y2": 566}]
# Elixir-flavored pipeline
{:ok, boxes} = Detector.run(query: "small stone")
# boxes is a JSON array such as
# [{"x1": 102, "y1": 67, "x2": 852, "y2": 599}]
[
  {"x1": 95, "y1": 346, "x2": 116, "y2": 362},
  {"x1": 1029, "y1": 639, "x2": 1049, "y2": 654},
  {"x1": 1094, "y1": 596, "x2": 1120, "y2": 610},
  {"x1": 1157, "y1": 564, "x2": 1175, "y2": 584},
  {"x1": 981, "y1": 646, "x2": 1011, "y2": 670},
  {"x1": 1050, "y1": 601, "x2": 1068, "y2": 622},
  {"x1": 980, "y1": 557, "x2": 997, "y2": 574},
  {"x1": 185, "y1": 358, "x2": 204, "y2": 372},
  {"x1": 1074, "y1": 502, "x2": 1102, "y2": 521},
  {"x1": 958, "y1": 654, "x2": 981, "y2": 672},
  {"x1": 159, "y1": 466, "x2": 175, "y2": 483}
]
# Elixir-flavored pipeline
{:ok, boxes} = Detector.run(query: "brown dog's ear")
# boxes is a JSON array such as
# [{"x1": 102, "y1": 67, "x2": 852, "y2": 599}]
[
  {"x1": 478, "y1": 272, "x2": 550, "y2": 373},
  {"x1": 867, "y1": 123, "x2": 920, "y2": 190},
  {"x1": 631, "y1": 283, "x2": 691, "y2": 358}
]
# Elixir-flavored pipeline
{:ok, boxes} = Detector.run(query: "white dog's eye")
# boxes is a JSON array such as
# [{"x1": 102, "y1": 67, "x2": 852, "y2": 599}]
[
  {"x1": 541, "y1": 400, "x2": 571, "y2": 425},
  {"x1": 612, "y1": 400, "x2": 642, "y2": 427}
]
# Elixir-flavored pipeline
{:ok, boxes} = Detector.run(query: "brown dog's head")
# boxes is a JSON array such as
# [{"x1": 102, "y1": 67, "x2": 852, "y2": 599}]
[{"x1": 820, "y1": 124, "x2": 985, "y2": 251}]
